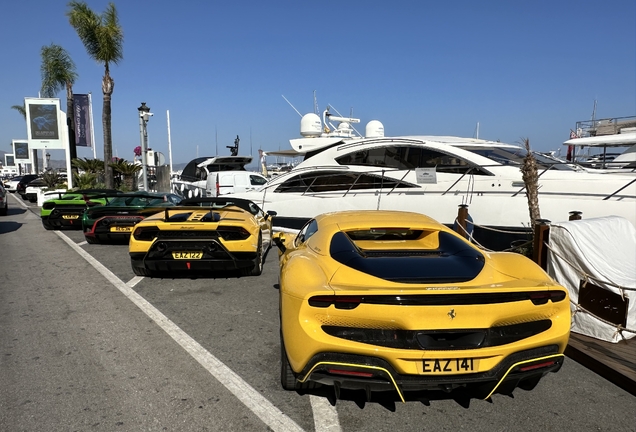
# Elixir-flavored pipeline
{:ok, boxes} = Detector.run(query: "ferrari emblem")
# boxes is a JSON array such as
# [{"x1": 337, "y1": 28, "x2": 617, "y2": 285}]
[{"x1": 448, "y1": 309, "x2": 456, "y2": 320}]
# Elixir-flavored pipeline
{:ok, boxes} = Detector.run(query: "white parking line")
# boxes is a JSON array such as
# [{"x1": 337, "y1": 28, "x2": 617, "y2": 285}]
[
  {"x1": 77, "y1": 240, "x2": 88, "y2": 246},
  {"x1": 54, "y1": 230, "x2": 305, "y2": 432},
  {"x1": 126, "y1": 276, "x2": 144, "y2": 288},
  {"x1": 311, "y1": 396, "x2": 342, "y2": 432},
  {"x1": 9, "y1": 193, "x2": 28, "y2": 209}
]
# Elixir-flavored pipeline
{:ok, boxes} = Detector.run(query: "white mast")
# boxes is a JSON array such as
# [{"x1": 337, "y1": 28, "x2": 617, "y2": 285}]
[
  {"x1": 167, "y1": 110, "x2": 173, "y2": 173},
  {"x1": 88, "y1": 92, "x2": 96, "y2": 158}
]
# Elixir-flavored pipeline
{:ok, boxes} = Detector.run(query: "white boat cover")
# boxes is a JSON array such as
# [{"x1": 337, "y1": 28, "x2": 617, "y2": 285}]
[{"x1": 547, "y1": 216, "x2": 636, "y2": 342}]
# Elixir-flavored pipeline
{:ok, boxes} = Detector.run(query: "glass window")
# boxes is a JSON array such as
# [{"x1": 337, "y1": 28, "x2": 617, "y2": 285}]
[
  {"x1": 250, "y1": 175, "x2": 267, "y2": 186},
  {"x1": 274, "y1": 171, "x2": 417, "y2": 193},
  {"x1": 295, "y1": 219, "x2": 319, "y2": 247},
  {"x1": 336, "y1": 145, "x2": 491, "y2": 175}
]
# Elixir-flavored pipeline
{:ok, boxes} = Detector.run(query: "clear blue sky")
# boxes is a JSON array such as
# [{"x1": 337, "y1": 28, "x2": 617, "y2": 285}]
[{"x1": 1, "y1": 0, "x2": 634, "y2": 165}]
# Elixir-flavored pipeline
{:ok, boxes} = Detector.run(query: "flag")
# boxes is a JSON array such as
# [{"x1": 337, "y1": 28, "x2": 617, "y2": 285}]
[{"x1": 73, "y1": 94, "x2": 93, "y2": 147}]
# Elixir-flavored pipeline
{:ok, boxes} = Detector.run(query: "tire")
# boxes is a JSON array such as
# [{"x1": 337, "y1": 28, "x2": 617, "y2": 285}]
[
  {"x1": 131, "y1": 260, "x2": 151, "y2": 277},
  {"x1": 280, "y1": 333, "x2": 299, "y2": 390},
  {"x1": 280, "y1": 331, "x2": 315, "y2": 391},
  {"x1": 242, "y1": 233, "x2": 263, "y2": 276},
  {"x1": 42, "y1": 220, "x2": 53, "y2": 230},
  {"x1": 85, "y1": 236, "x2": 99, "y2": 244}
]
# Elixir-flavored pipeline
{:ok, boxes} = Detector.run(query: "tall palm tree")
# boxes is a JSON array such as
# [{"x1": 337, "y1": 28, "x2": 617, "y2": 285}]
[
  {"x1": 67, "y1": 1, "x2": 123, "y2": 189},
  {"x1": 40, "y1": 43, "x2": 78, "y2": 162}
]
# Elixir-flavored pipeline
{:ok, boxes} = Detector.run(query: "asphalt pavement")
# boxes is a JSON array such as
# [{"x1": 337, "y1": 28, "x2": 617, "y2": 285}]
[{"x1": 1, "y1": 192, "x2": 635, "y2": 432}]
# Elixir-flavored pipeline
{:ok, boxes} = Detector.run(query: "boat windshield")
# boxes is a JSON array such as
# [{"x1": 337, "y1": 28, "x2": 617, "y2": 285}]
[{"x1": 464, "y1": 147, "x2": 577, "y2": 171}]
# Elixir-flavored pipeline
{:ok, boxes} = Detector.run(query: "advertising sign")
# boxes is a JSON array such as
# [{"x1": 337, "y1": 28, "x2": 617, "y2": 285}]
[
  {"x1": 13, "y1": 140, "x2": 30, "y2": 161},
  {"x1": 25, "y1": 97, "x2": 65, "y2": 150},
  {"x1": 5, "y1": 154, "x2": 15, "y2": 166},
  {"x1": 73, "y1": 93, "x2": 93, "y2": 147}
]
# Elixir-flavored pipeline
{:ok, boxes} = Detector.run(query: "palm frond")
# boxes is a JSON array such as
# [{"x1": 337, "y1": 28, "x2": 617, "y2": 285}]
[
  {"x1": 40, "y1": 43, "x2": 77, "y2": 98},
  {"x1": 11, "y1": 104, "x2": 26, "y2": 119}
]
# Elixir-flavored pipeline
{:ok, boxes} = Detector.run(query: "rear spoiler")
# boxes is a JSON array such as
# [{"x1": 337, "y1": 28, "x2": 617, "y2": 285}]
[{"x1": 162, "y1": 205, "x2": 245, "y2": 219}]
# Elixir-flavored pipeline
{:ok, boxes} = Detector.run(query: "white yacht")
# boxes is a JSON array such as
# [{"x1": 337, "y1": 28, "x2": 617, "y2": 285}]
[{"x1": 234, "y1": 109, "x2": 636, "y2": 249}]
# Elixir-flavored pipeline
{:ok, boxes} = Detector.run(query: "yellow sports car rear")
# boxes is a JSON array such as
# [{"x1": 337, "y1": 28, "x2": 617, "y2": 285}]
[
  {"x1": 129, "y1": 198, "x2": 274, "y2": 277},
  {"x1": 275, "y1": 210, "x2": 570, "y2": 402}
]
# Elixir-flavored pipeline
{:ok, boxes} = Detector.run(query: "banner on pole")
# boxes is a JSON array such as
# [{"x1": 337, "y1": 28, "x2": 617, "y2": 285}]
[
  {"x1": 25, "y1": 98, "x2": 65, "y2": 150},
  {"x1": 73, "y1": 93, "x2": 93, "y2": 147}
]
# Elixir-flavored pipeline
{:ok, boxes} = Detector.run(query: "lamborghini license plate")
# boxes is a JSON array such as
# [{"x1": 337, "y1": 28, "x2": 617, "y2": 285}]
[
  {"x1": 423, "y1": 358, "x2": 477, "y2": 374},
  {"x1": 62, "y1": 214, "x2": 79, "y2": 219},
  {"x1": 172, "y1": 251, "x2": 203, "y2": 259},
  {"x1": 110, "y1": 226, "x2": 133, "y2": 232}
]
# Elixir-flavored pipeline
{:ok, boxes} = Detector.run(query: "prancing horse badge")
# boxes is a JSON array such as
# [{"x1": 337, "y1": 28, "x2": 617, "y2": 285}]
[{"x1": 448, "y1": 309, "x2": 456, "y2": 320}]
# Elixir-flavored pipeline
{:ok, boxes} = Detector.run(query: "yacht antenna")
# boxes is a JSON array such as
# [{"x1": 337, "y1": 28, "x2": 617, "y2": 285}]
[
  {"x1": 330, "y1": 105, "x2": 362, "y2": 137},
  {"x1": 215, "y1": 127, "x2": 218, "y2": 155},
  {"x1": 282, "y1": 95, "x2": 303, "y2": 118},
  {"x1": 473, "y1": 122, "x2": 480, "y2": 139},
  {"x1": 313, "y1": 90, "x2": 319, "y2": 114}
]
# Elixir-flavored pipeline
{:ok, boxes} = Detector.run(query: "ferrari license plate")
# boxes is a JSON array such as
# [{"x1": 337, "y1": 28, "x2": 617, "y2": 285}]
[
  {"x1": 62, "y1": 214, "x2": 79, "y2": 219},
  {"x1": 423, "y1": 358, "x2": 477, "y2": 374},
  {"x1": 172, "y1": 251, "x2": 203, "y2": 259},
  {"x1": 110, "y1": 226, "x2": 133, "y2": 232}
]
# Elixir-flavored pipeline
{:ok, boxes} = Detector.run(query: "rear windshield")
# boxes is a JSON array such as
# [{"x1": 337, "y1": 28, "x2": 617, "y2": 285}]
[{"x1": 330, "y1": 230, "x2": 484, "y2": 283}]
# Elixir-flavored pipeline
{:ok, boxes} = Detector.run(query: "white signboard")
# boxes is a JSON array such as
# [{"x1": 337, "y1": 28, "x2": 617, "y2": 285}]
[
  {"x1": 25, "y1": 97, "x2": 65, "y2": 150},
  {"x1": 415, "y1": 167, "x2": 437, "y2": 184},
  {"x1": 12, "y1": 140, "x2": 30, "y2": 161}
]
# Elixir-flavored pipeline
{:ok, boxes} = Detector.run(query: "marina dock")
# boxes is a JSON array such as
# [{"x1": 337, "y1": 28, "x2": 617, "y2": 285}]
[{"x1": 566, "y1": 333, "x2": 636, "y2": 396}]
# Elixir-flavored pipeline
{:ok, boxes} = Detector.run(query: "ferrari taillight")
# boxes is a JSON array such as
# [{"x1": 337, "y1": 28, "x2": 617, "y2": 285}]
[
  {"x1": 309, "y1": 295, "x2": 362, "y2": 309},
  {"x1": 530, "y1": 291, "x2": 567, "y2": 305}
]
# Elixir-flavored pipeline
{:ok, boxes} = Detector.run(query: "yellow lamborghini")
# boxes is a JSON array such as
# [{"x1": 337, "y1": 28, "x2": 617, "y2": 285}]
[
  {"x1": 129, "y1": 197, "x2": 276, "y2": 277},
  {"x1": 274, "y1": 210, "x2": 570, "y2": 402}
]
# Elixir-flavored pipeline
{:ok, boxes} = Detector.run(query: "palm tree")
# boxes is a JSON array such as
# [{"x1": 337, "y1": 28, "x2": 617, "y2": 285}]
[
  {"x1": 40, "y1": 43, "x2": 78, "y2": 162},
  {"x1": 67, "y1": 1, "x2": 123, "y2": 189},
  {"x1": 10, "y1": 104, "x2": 26, "y2": 119},
  {"x1": 72, "y1": 157, "x2": 104, "y2": 174},
  {"x1": 109, "y1": 158, "x2": 141, "y2": 191}
]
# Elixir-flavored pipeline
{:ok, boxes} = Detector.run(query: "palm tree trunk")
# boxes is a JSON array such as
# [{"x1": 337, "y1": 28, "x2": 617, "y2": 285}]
[
  {"x1": 66, "y1": 82, "x2": 78, "y2": 168},
  {"x1": 102, "y1": 67, "x2": 114, "y2": 188},
  {"x1": 521, "y1": 138, "x2": 541, "y2": 224}
]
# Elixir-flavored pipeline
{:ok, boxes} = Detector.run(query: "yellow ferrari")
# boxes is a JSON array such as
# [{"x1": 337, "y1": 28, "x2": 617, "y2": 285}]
[
  {"x1": 129, "y1": 197, "x2": 275, "y2": 277},
  {"x1": 274, "y1": 210, "x2": 570, "y2": 402}
]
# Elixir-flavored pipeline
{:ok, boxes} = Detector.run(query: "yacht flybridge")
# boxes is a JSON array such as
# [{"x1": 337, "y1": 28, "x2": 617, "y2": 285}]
[{"x1": 234, "y1": 109, "x2": 636, "y2": 249}]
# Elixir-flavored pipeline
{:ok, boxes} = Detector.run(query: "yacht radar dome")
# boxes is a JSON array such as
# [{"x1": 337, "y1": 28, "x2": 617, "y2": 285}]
[
  {"x1": 300, "y1": 113, "x2": 322, "y2": 137},
  {"x1": 365, "y1": 120, "x2": 385, "y2": 138}
]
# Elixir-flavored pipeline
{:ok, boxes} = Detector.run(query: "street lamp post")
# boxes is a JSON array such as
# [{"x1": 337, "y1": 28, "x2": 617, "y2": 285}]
[
  {"x1": 138, "y1": 103, "x2": 152, "y2": 191},
  {"x1": 45, "y1": 152, "x2": 51, "y2": 171}
]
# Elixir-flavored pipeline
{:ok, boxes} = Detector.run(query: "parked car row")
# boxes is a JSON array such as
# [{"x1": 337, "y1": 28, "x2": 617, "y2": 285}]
[
  {"x1": 0, "y1": 182, "x2": 8, "y2": 216},
  {"x1": 29, "y1": 188, "x2": 571, "y2": 404}
]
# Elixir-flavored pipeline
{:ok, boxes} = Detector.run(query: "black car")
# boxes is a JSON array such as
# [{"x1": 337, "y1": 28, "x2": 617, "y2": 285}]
[{"x1": 16, "y1": 174, "x2": 40, "y2": 199}]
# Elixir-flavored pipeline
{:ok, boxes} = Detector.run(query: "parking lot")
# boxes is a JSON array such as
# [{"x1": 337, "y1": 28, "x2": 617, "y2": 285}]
[{"x1": 2, "y1": 192, "x2": 636, "y2": 432}]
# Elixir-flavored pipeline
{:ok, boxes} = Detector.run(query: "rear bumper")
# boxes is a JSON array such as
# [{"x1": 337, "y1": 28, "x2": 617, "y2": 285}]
[
  {"x1": 296, "y1": 345, "x2": 563, "y2": 401},
  {"x1": 130, "y1": 238, "x2": 257, "y2": 274},
  {"x1": 85, "y1": 215, "x2": 144, "y2": 242},
  {"x1": 42, "y1": 215, "x2": 83, "y2": 229}
]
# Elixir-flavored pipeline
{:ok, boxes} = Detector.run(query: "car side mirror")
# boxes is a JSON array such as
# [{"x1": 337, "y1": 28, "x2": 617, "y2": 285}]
[
  {"x1": 273, "y1": 232, "x2": 286, "y2": 253},
  {"x1": 267, "y1": 210, "x2": 277, "y2": 218}
]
